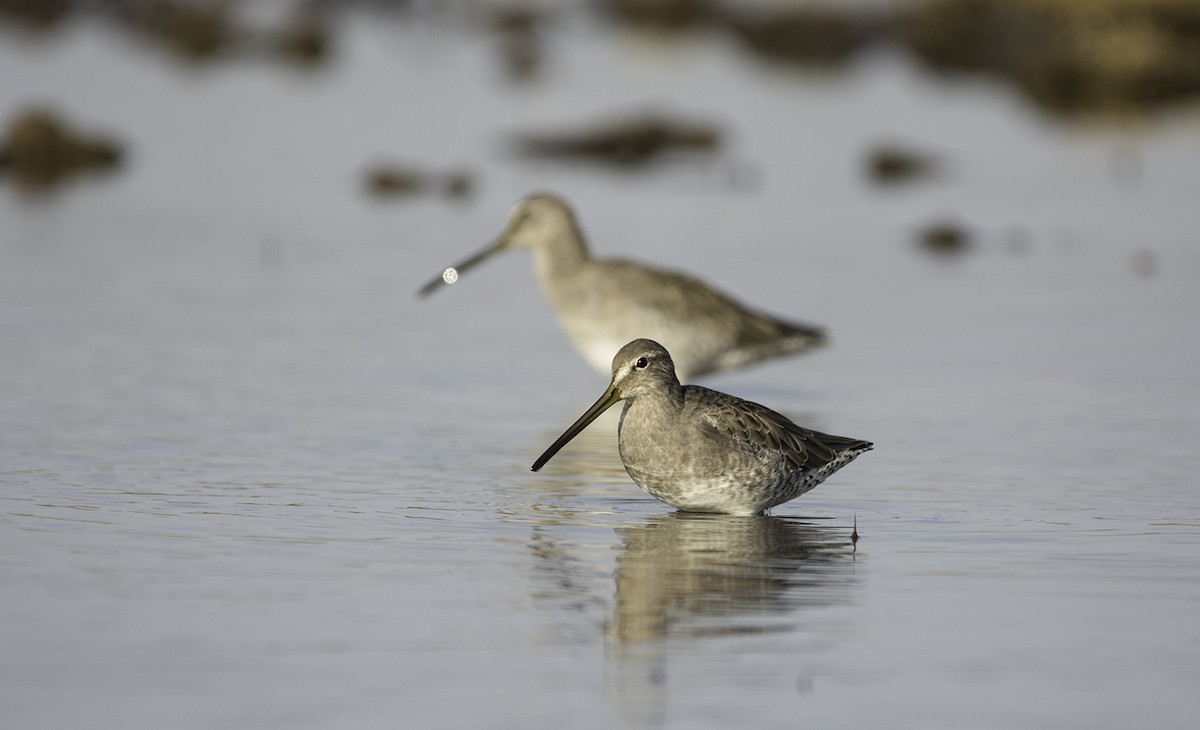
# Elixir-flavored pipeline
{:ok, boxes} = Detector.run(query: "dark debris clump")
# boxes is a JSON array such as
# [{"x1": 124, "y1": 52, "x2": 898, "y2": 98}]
[
  {"x1": 514, "y1": 114, "x2": 721, "y2": 168},
  {"x1": 0, "y1": 107, "x2": 124, "y2": 193},
  {"x1": 363, "y1": 163, "x2": 473, "y2": 201}
]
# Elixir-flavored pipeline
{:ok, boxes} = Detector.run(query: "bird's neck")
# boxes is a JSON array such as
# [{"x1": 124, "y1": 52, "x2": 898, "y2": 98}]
[
  {"x1": 531, "y1": 225, "x2": 589, "y2": 282},
  {"x1": 625, "y1": 383, "x2": 686, "y2": 424}
]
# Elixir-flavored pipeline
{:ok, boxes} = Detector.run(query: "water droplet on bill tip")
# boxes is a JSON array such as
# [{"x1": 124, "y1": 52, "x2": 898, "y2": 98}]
[{"x1": 442, "y1": 268, "x2": 458, "y2": 285}]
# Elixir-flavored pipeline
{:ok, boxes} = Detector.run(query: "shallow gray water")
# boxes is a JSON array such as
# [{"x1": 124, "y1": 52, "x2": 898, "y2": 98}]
[{"x1": 3, "y1": 9, "x2": 1200, "y2": 729}]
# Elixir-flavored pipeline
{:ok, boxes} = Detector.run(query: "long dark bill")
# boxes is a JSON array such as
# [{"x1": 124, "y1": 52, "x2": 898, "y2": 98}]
[
  {"x1": 531, "y1": 382, "x2": 623, "y2": 472},
  {"x1": 416, "y1": 237, "x2": 507, "y2": 298}
]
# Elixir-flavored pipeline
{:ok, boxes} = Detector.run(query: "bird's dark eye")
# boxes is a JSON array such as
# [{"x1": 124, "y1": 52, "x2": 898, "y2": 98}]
[{"x1": 635, "y1": 357, "x2": 648, "y2": 369}]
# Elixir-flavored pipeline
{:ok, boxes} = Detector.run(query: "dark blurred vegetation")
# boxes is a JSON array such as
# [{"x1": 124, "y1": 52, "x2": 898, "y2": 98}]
[
  {"x1": 916, "y1": 220, "x2": 972, "y2": 256},
  {"x1": 865, "y1": 143, "x2": 939, "y2": 187},
  {"x1": 3, "y1": 0, "x2": 1198, "y2": 117},
  {"x1": 0, "y1": 0, "x2": 334, "y2": 66},
  {"x1": 897, "y1": 0, "x2": 1200, "y2": 116},
  {"x1": 490, "y1": 5, "x2": 545, "y2": 82},
  {"x1": 514, "y1": 113, "x2": 721, "y2": 168},
  {"x1": 603, "y1": 0, "x2": 1200, "y2": 116},
  {"x1": 3, "y1": 0, "x2": 1198, "y2": 198},
  {"x1": 0, "y1": 107, "x2": 123, "y2": 194},
  {"x1": 363, "y1": 162, "x2": 474, "y2": 200}
]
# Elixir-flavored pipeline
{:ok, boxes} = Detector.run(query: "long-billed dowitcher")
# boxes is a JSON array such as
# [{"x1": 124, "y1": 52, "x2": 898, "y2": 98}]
[
  {"x1": 418, "y1": 193, "x2": 826, "y2": 380},
  {"x1": 531, "y1": 339, "x2": 872, "y2": 516}
]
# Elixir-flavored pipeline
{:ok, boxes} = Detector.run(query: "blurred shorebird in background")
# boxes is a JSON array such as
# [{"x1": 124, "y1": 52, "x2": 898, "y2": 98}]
[{"x1": 418, "y1": 193, "x2": 826, "y2": 380}]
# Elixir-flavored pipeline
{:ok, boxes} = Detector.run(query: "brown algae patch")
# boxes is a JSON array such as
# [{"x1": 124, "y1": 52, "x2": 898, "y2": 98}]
[{"x1": 0, "y1": 107, "x2": 124, "y2": 194}]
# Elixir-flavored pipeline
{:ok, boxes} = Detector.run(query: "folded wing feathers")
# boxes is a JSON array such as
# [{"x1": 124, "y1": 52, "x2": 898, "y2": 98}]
[{"x1": 702, "y1": 399, "x2": 841, "y2": 472}]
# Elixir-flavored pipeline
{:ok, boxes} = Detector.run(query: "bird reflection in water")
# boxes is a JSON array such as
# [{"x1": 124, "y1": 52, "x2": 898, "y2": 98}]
[
  {"x1": 521, "y1": 498, "x2": 859, "y2": 724},
  {"x1": 608, "y1": 512, "x2": 856, "y2": 644},
  {"x1": 604, "y1": 513, "x2": 858, "y2": 726}
]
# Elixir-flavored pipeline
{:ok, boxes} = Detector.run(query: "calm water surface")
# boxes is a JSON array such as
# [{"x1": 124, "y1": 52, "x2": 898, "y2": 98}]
[{"x1": 2, "y1": 11, "x2": 1200, "y2": 729}]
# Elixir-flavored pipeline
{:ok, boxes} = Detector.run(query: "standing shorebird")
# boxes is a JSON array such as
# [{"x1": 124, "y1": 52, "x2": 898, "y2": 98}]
[
  {"x1": 418, "y1": 193, "x2": 826, "y2": 380},
  {"x1": 532, "y1": 339, "x2": 872, "y2": 516}
]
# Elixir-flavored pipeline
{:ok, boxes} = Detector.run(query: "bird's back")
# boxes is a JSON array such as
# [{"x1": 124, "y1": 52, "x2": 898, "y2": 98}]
[
  {"x1": 686, "y1": 385, "x2": 872, "y2": 474},
  {"x1": 545, "y1": 257, "x2": 825, "y2": 379}
]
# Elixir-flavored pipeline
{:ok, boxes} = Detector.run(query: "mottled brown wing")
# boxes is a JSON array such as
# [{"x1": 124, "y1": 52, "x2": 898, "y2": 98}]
[{"x1": 692, "y1": 387, "x2": 842, "y2": 472}]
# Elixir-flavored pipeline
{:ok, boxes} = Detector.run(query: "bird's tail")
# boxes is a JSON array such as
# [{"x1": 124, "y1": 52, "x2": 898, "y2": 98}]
[{"x1": 779, "y1": 319, "x2": 828, "y2": 352}]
